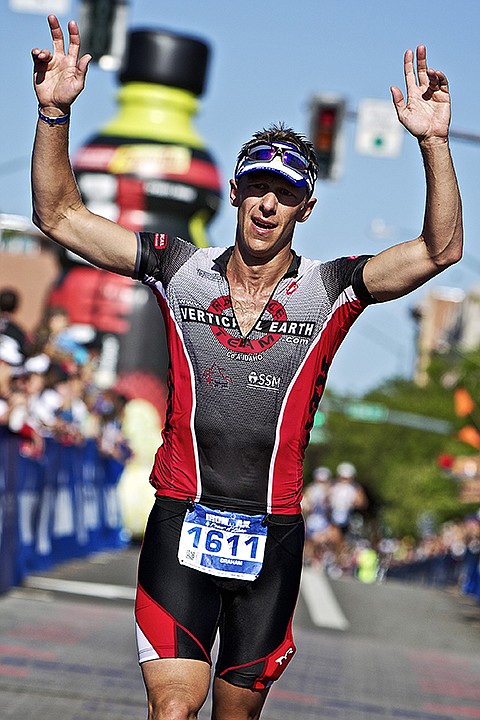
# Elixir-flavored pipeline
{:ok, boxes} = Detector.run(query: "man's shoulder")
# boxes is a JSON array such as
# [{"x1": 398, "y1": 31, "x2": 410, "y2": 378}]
[
  {"x1": 295, "y1": 254, "x2": 352, "y2": 275},
  {"x1": 139, "y1": 232, "x2": 226, "y2": 258},
  {"x1": 136, "y1": 232, "x2": 230, "y2": 283}
]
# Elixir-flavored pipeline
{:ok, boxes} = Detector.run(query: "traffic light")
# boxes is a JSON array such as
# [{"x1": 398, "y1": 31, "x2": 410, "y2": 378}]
[
  {"x1": 309, "y1": 95, "x2": 346, "y2": 181},
  {"x1": 78, "y1": 0, "x2": 129, "y2": 70}
]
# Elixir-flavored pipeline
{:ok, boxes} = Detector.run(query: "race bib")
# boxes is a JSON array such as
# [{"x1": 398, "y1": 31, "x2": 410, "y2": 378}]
[{"x1": 178, "y1": 503, "x2": 267, "y2": 580}]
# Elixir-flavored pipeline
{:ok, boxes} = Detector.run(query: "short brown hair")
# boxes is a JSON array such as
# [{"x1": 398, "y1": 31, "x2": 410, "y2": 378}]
[{"x1": 236, "y1": 122, "x2": 318, "y2": 194}]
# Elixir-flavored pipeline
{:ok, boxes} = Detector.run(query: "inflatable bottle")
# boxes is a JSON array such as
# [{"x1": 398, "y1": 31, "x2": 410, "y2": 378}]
[{"x1": 49, "y1": 27, "x2": 222, "y2": 404}]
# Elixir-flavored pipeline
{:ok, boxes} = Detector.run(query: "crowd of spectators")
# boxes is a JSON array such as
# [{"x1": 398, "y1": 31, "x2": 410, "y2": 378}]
[
  {"x1": 302, "y1": 461, "x2": 480, "y2": 597},
  {"x1": 380, "y1": 514, "x2": 480, "y2": 590},
  {"x1": 0, "y1": 290, "x2": 131, "y2": 465},
  {"x1": 302, "y1": 461, "x2": 369, "y2": 572}
]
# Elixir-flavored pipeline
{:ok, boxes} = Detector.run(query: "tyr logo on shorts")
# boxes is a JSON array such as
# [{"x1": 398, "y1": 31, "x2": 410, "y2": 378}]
[
  {"x1": 154, "y1": 234, "x2": 168, "y2": 249},
  {"x1": 250, "y1": 631, "x2": 297, "y2": 689},
  {"x1": 275, "y1": 646, "x2": 294, "y2": 666}
]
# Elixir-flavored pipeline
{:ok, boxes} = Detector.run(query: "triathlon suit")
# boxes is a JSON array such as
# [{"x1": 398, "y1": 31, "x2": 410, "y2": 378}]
[{"x1": 133, "y1": 233, "x2": 376, "y2": 689}]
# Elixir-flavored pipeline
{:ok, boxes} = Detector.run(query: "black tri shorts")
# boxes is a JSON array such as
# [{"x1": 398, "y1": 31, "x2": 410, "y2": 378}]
[{"x1": 135, "y1": 497, "x2": 305, "y2": 690}]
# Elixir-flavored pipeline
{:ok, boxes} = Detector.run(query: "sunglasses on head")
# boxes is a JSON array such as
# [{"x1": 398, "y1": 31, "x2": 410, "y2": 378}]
[{"x1": 243, "y1": 143, "x2": 309, "y2": 174}]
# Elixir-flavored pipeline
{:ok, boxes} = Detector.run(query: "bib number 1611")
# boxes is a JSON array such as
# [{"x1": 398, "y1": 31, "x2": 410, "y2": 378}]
[{"x1": 188, "y1": 526, "x2": 260, "y2": 558}]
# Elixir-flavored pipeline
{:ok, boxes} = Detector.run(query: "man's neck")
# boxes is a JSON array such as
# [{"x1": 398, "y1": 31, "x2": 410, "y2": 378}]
[
  {"x1": 227, "y1": 243, "x2": 293, "y2": 293},
  {"x1": 226, "y1": 243, "x2": 293, "y2": 336}
]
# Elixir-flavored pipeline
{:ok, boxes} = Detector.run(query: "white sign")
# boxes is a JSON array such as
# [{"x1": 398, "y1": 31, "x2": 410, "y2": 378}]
[
  {"x1": 355, "y1": 98, "x2": 403, "y2": 158},
  {"x1": 9, "y1": 0, "x2": 70, "y2": 14}
]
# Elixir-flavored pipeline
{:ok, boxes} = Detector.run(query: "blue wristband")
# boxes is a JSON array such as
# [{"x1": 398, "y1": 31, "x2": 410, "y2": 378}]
[{"x1": 38, "y1": 105, "x2": 70, "y2": 126}]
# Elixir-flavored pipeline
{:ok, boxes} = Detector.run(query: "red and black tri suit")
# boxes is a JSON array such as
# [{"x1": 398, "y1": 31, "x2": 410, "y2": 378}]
[{"x1": 133, "y1": 233, "x2": 375, "y2": 688}]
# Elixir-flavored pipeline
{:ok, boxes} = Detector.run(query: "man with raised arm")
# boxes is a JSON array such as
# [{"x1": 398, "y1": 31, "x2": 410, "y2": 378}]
[{"x1": 31, "y1": 15, "x2": 462, "y2": 720}]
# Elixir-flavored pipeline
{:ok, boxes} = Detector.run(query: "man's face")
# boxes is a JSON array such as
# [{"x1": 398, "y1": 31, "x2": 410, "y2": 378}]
[{"x1": 230, "y1": 171, "x2": 316, "y2": 262}]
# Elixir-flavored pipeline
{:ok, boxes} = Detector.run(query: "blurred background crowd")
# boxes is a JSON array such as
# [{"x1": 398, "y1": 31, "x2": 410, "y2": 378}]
[
  {"x1": 0, "y1": 289, "x2": 131, "y2": 465},
  {"x1": 302, "y1": 459, "x2": 480, "y2": 594}
]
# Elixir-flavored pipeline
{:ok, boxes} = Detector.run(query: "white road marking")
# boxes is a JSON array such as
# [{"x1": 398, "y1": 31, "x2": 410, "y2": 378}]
[
  {"x1": 25, "y1": 567, "x2": 349, "y2": 633},
  {"x1": 23, "y1": 576, "x2": 135, "y2": 601},
  {"x1": 300, "y1": 566, "x2": 350, "y2": 630}
]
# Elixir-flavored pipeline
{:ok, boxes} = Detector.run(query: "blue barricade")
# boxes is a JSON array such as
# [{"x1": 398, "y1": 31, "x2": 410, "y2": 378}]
[
  {"x1": 462, "y1": 547, "x2": 480, "y2": 601},
  {"x1": 0, "y1": 429, "x2": 21, "y2": 591},
  {"x1": 0, "y1": 429, "x2": 127, "y2": 595},
  {"x1": 386, "y1": 550, "x2": 480, "y2": 604}
]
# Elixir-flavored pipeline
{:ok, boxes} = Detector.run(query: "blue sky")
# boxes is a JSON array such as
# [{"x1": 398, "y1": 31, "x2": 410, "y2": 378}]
[{"x1": 2, "y1": 0, "x2": 480, "y2": 395}]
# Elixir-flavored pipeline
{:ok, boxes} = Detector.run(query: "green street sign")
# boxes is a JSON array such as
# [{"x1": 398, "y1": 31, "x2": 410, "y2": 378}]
[{"x1": 345, "y1": 402, "x2": 389, "y2": 423}]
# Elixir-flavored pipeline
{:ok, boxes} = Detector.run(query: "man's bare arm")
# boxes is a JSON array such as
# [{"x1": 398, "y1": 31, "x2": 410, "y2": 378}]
[
  {"x1": 31, "y1": 15, "x2": 137, "y2": 276},
  {"x1": 363, "y1": 46, "x2": 463, "y2": 302}
]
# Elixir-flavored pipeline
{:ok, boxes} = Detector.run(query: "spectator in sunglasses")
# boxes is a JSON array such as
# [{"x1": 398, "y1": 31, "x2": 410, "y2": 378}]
[{"x1": 31, "y1": 16, "x2": 462, "y2": 720}]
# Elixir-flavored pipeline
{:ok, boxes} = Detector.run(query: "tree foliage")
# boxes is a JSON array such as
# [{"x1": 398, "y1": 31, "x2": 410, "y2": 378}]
[{"x1": 304, "y1": 350, "x2": 479, "y2": 538}]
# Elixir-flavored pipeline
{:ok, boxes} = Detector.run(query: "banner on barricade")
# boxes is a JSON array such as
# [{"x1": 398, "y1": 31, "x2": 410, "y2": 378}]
[{"x1": 0, "y1": 431, "x2": 127, "y2": 594}]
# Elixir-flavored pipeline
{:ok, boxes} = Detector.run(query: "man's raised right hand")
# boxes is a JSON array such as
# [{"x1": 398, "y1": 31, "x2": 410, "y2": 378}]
[{"x1": 32, "y1": 15, "x2": 91, "y2": 117}]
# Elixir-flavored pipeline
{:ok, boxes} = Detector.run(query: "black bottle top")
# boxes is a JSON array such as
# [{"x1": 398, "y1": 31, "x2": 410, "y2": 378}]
[{"x1": 119, "y1": 28, "x2": 210, "y2": 96}]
